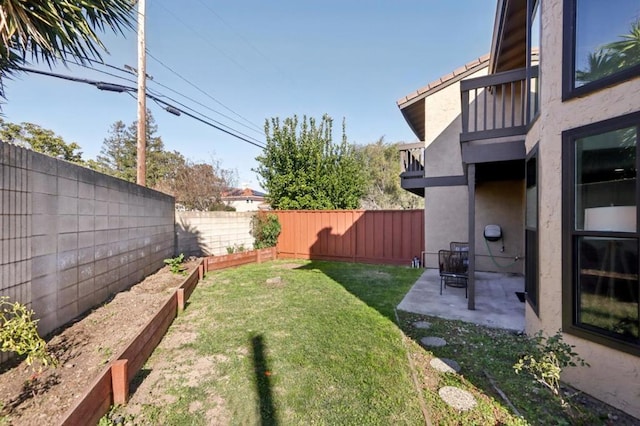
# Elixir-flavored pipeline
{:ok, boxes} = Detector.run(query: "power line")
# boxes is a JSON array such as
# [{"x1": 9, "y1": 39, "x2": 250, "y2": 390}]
[
  {"x1": 146, "y1": 50, "x2": 263, "y2": 134},
  {"x1": 59, "y1": 57, "x2": 264, "y2": 145},
  {"x1": 193, "y1": 0, "x2": 296, "y2": 86},
  {"x1": 152, "y1": 1, "x2": 250, "y2": 74},
  {"x1": 62, "y1": 55, "x2": 262, "y2": 138},
  {"x1": 147, "y1": 88, "x2": 265, "y2": 145},
  {"x1": 17, "y1": 67, "x2": 266, "y2": 149},
  {"x1": 147, "y1": 70, "x2": 264, "y2": 137},
  {"x1": 64, "y1": 58, "x2": 138, "y2": 85}
]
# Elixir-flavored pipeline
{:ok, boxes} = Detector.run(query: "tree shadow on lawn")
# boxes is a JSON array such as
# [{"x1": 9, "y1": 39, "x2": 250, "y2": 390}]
[
  {"x1": 292, "y1": 260, "x2": 538, "y2": 423},
  {"x1": 293, "y1": 260, "x2": 420, "y2": 324}
]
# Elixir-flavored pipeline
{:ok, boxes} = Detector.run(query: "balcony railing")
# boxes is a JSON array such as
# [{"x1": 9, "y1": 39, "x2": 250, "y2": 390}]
[
  {"x1": 399, "y1": 142, "x2": 425, "y2": 175},
  {"x1": 460, "y1": 66, "x2": 538, "y2": 143}
]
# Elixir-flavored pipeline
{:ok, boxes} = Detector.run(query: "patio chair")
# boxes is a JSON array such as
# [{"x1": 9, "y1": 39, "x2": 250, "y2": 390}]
[
  {"x1": 438, "y1": 249, "x2": 468, "y2": 298},
  {"x1": 449, "y1": 241, "x2": 469, "y2": 271},
  {"x1": 450, "y1": 241, "x2": 469, "y2": 253}
]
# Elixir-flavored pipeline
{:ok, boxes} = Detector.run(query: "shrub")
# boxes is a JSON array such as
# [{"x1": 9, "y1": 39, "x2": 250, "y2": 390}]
[
  {"x1": 0, "y1": 297, "x2": 57, "y2": 371},
  {"x1": 514, "y1": 330, "x2": 589, "y2": 407},
  {"x1": 251, "y1": 212, "x2": 281, "y2": 249}
]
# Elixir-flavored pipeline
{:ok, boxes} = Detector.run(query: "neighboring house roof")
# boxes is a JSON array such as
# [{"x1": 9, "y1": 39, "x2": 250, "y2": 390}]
[
  {"x1": 222, "y1": 187, "x2": 266, "y2": 199},
  {"x1": 397, "y1": 54, "x2": 490, "y2": 140}
]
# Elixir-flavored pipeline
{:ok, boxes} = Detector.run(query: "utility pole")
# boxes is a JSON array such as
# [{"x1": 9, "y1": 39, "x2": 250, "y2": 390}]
[{"x1": 136, "y1": 0, "x2": 147, "y2": 186}]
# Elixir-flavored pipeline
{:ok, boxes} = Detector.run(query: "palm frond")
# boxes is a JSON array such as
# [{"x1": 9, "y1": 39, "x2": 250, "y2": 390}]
[{"x1": 0, "y1": 0, "x2": 135, "y2": 94}]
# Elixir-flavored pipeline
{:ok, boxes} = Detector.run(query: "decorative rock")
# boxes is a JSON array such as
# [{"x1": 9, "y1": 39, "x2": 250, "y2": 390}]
[
  {"x1": 413, "y1": 321, "x2": 432, "y2": 329},
  {"x1": 265, "y1": 276, "x2": 284, "y2": 287},
  {"x1": 430, "y1": 357, "x2": 461, "y2": 374},
  {"x1": 420, "y1": 336, "x2": 447, "y2": 347},
  {"x1": 438, "y1": 386, "x2": 477, "y2": 411}
]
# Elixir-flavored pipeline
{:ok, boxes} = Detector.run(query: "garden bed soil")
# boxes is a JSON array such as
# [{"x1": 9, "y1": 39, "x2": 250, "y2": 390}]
[{"x1": 0, "y1": 259, "x2": 200, "y2": 426}]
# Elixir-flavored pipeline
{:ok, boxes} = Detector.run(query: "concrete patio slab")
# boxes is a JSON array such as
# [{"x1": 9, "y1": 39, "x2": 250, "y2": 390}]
[{"x1": 397, "y1": 268, "x2": 525, "y2": 332}]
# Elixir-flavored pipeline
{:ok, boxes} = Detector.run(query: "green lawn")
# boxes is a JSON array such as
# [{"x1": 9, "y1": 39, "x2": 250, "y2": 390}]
[{"x1": 115, "y1": 260, "x2": 619, "y2": 425}]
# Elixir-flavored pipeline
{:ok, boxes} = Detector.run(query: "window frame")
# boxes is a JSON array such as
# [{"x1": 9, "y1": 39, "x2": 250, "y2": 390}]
[
  {"x1": 562, "y1": 0, "x2": 640, "y2": 101},
  {"x1": 526, "y1": 0, "x2": 541, "y2": 125},
  {"x1": 525, "y1": 144, "x2": 539, "y2": 315},
  {"x1": 562, "y1": 111, "x2": 640, "y2": 357}
]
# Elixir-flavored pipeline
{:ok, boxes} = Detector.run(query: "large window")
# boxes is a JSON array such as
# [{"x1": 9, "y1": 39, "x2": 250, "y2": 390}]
[
  {"x1": 525, "y1": 147, "x2": 539, "y2": 314},
  {"x1": 563, "y1": 113, "x2": 640, "y2": 355},
  {"x1": 563, "y1": 0, "x2": 640, "y2": 99},
  {"x1": 527, "y1": 0, "x2": 540, "y2": 122}
]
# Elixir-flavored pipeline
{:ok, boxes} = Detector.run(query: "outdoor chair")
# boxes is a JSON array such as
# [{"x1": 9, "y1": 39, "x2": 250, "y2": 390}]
[
  {"x1": 450, "y1": 241, "x2": 469, "y2": 253},
  {"x1": 438, "y1": 249, "x2": 468, "y2": 298},
  {"x1": 449, "y1": 241, "x2": 470, "y2": 271}
]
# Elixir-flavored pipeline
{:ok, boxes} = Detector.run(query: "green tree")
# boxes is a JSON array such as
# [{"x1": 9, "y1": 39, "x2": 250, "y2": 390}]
[
  {"x1": 356, "y1": 138, "x2": 422, "y2": 210},
  {"x1": 155, "y1": 159, "x2": 237, "y2": 211},
  {"x1": 0, "y1": 0, "x2": 134, "y2": 97},
  {"x1": 0, "y1": 118, "x2": 83, "y2": 162},
  {"x1": 255, "y1": 114, "x2": 366, "y2": 210},
  {"x1": 93, "y1": 111, "x2": 185, "y2": 187}
]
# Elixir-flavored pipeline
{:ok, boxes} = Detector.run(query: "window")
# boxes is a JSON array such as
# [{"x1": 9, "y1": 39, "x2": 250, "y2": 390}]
[
  {"x1": 563, "y1": 0, "x2": 640, "y2": 99},
  {"x1": 527, "y1": 0, "x2": 540, "y2": 122},
  {"x1": 525, "y1": 147, "x2": 539, "y2": 313},
  {"x1": 562, "y1": 112, "x2": 640, "y2": 355}
]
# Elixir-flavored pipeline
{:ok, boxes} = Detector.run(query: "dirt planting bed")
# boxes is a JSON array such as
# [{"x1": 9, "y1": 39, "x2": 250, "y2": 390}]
[{"x1": 0, "y1": 259, "x2": 200, "y2": 426}]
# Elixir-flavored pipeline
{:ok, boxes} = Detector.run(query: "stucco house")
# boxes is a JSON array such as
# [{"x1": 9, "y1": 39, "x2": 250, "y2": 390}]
[
  {"x1": 398, "y1": 0, "x2": 639, "y2": 418},
  {"x1": 222, "y1": 187, "x2": 269, "y2": 212}
]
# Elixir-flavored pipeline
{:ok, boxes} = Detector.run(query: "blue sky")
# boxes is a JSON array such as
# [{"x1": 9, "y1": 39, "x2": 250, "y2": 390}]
[{"x1": 3, "y1": 0, "x2": 496, "y2": 188}]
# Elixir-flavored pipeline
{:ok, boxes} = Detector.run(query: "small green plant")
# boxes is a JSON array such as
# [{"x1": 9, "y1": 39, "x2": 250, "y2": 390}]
[
  {"x1": 251, "y1": 212, "x2": 281, "y2": 249},
  {"x1": 164, "y1": 253, "x2": 186, "y2": 274},
  {"x1": 235, "y1": 243, "x2": 246, "y2": 252},
  {"x1": 514, "y1": 329, "x2": 589, "y2": 407},
  {"x1": 226, "y1": 243, "x2": 247, "y2": 254},
  {"x1": 98, "y1": 405, "x2": 134, "y2": 426},
  {"x1": 0, "y1": 297, "x2": 57, "y2": 371}
]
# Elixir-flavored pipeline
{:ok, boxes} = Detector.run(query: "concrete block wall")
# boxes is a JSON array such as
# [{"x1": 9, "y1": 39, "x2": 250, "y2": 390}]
[
  {"x1": 1, "y1": 142, "x2": 175, "y2": 336},
  {"x1": 175, "y1": 211, "x2": 255, "y2": 256}
]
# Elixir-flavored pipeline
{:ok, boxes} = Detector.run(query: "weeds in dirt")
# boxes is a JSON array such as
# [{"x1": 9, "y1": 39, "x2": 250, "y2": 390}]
[
  {"x1": 97, "y1": 346, "x2": 113, "y2": 365},
  {"x1": 225, "y1": 243, "x2": 246, "y2": 254},
  {"x1": 98, "y1": 405, "x2": 134, "y2": 426},
  {"x1": 0, "y1": 297, "x2": 57, "y2": 372},
  {"x1": 163, "y1": 253, "x2": 186, "y2": 275}
]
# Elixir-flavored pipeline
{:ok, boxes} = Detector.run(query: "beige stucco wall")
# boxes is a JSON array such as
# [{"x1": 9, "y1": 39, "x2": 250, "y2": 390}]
[
  {"x1": 526, "y1": 0, "x2": 640, "y2": 418},
  {"x1": 423, "y1": 68, "x2": 488, "y2": 178},
  {"x1": 475, "y1": 180, "x2": 524, "y2": 274},
  {"x1": 420, "y1": 65, "x2": 524, "y2": 274},
  {"x1": 424, "y1": 186, "x2": 468, "y2": 268}
]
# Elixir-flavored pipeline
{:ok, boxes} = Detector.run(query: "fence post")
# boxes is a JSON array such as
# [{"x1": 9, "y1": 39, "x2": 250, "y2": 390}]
[
  {"x1": 111, "y1": 359, "x2": 129, "y2": 405},
  {"x1": 177, "y1": 288, "x2": 185, "y2": 313}
]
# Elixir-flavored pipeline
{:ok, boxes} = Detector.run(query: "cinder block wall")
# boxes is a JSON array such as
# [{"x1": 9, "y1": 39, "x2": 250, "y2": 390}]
[
  {"x1": 0, "y1": 142, "x2": 175, "y2": 336},
  {"x1": 175, "y1": 211, "x2": 255, "y2": 256}
]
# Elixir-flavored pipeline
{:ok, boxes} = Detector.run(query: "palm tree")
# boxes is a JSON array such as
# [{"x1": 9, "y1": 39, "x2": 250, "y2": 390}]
[
  {"x1": 576, "y1": 19, "x2": 640, "y2": 86},
  {"x1": 0, "y1": 0, "x2": 134, "y2": 95},
  {"x1": 604, "y1": 19, "x2": 640, "y2": 69},
  {"x1": 575, "y1": 49, "x2": 620, "y2": 85}
]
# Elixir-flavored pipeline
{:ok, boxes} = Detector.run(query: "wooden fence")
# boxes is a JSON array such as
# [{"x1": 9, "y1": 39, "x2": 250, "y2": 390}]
[{"x1": 273, "y1": 210, "x2": 424, "y2": 266}]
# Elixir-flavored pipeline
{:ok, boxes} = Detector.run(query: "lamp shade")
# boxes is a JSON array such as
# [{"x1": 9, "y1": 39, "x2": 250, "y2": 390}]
[{"x1": 584, "y1": 206, "x2": 636, "y2": 232}]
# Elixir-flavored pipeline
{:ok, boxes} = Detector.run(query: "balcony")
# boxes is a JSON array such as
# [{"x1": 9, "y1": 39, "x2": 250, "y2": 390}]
[
  {"x1": 458, "y1": 67, "x2": 537, "y2": 180},
  {"x1": 460, "y1": 66, "x2": 538, "y2": 143},
  {"x1": 399, "y1": 142, "x2": 426, "y2": 197}
]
